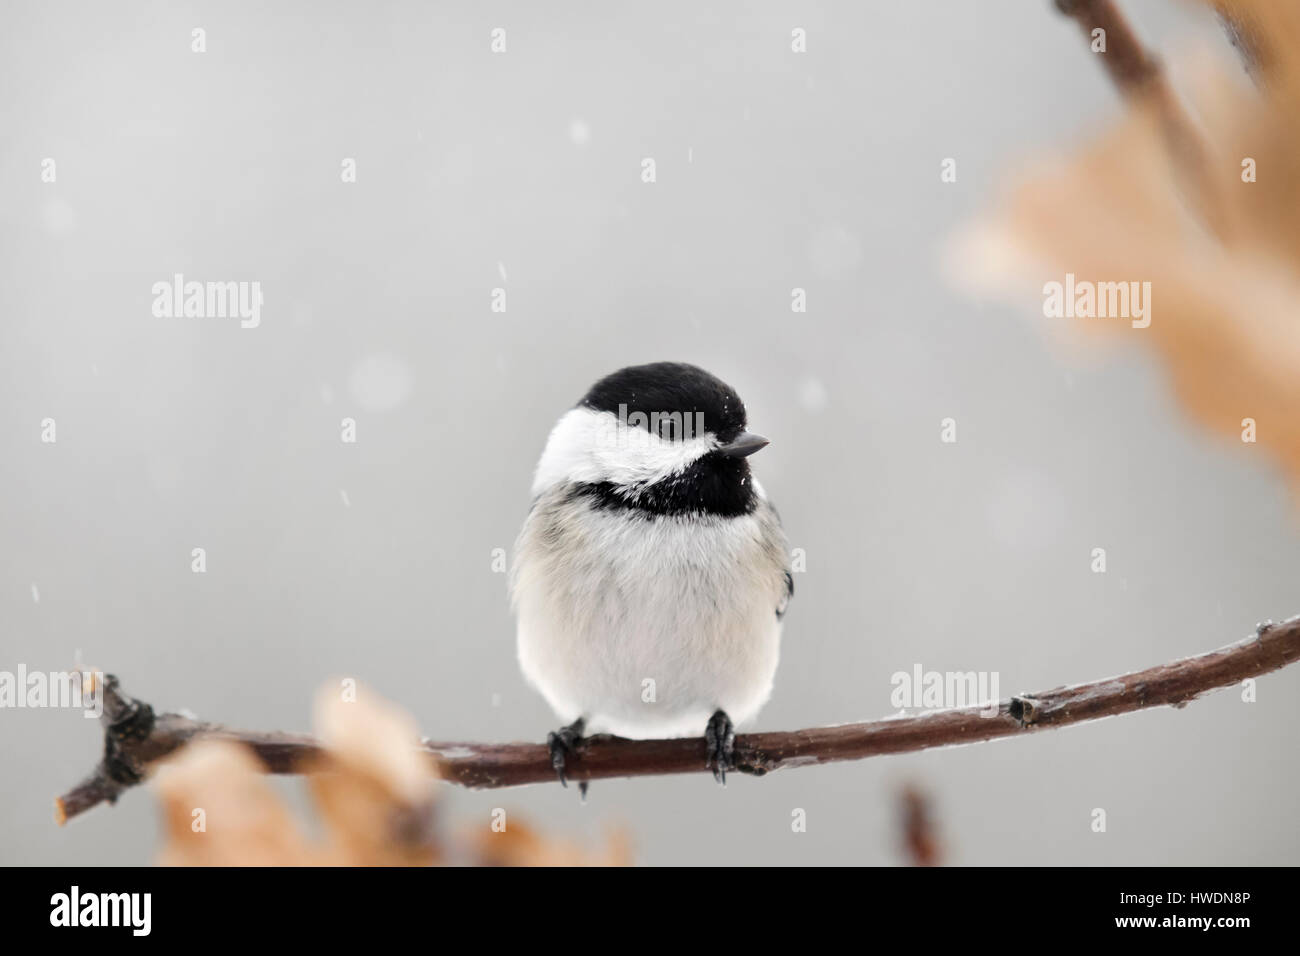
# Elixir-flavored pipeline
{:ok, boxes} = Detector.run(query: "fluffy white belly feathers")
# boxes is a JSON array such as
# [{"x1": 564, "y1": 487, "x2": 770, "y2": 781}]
[{"x1": 513, "y1": 487, "x2": 789, "y2": 738}]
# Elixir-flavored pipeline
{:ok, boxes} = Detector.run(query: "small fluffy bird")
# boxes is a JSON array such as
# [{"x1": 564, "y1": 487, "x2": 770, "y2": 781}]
[{"x1": 511, "y1": 362, "x2": 792, "y2": 787}]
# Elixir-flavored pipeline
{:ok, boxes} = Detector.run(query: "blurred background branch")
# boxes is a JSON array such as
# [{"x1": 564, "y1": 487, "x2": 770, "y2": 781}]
[{"x1": 1054, "y1": 0, "x2": 1232, "y2": 237}]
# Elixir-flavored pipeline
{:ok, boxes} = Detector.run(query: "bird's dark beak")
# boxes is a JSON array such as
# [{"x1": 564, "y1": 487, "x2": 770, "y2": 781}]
[{"x1": 715, "y1": 431, "x2": 770, "y2": 458}]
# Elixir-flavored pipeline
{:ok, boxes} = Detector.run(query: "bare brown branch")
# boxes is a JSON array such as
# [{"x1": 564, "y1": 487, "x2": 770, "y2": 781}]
[{"x1": 55, "y1": 617, "x2": 1300, "y2": 824}]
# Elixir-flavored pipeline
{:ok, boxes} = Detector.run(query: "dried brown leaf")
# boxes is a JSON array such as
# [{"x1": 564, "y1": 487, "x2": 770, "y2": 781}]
[
  {"x1": 151, "y1": 684, "x2": 616, "y2": 866},
  {"x1": 154, "y1": 740, "x2": 319, "y2": 866},
  {"x1": 953, "y1": 0, "x2": 1300, "y2": 494},
  {"x1": 464, "y1": 817, "x2": 633, "y2": 867}
]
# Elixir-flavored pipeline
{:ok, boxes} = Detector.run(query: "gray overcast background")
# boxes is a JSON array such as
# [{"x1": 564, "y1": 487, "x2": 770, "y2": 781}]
[{"x1": 3, "y1": 1, "x2": 1297, "y2": 866}]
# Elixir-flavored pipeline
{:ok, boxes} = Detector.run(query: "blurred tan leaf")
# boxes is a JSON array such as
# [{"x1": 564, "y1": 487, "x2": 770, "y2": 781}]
[
  {"x1": 154, "y1": 740, "x2": 320, "y2": 866},
  {"x1": 307, "y1": 683, "x2": 438, "y2": 865},
  {"x1": 952, "y1": 0, "x2": 1300, "y2": 494},
  {"x1": 464, "y1": 817, "x2": 633, "y2": 867},
  {"x1": 153, "y1": 683, "x2": 629, "y2": 866}
]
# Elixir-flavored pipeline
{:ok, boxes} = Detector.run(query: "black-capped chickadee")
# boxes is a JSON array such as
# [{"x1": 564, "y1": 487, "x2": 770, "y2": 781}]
[{"x1": 511, "y1": 362, "x2": 792, "y2": 789}]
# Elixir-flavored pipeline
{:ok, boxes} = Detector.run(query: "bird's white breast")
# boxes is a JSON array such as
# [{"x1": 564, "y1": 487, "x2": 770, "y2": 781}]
[{"x1": 512, "y1": 488, "x2": 789, "y2": 738}]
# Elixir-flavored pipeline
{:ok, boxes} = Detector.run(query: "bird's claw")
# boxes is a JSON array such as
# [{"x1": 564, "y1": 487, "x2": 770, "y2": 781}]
[
  {"x1": 547, "y1": 718, "x2": 586, "y2": 795},
  {"x1": 705, "y1": 710, "x2": 736, "y2": 786}
]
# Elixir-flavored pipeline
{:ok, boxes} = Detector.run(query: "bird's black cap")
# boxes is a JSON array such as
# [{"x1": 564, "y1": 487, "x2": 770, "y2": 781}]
[{"x1": 578, "y1": 362, "x2": 748, "y2": 442}]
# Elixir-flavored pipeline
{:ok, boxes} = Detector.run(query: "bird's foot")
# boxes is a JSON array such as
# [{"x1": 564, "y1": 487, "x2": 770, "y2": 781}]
[
  {"x1": 705, "y1": 710, "x2": 736, "y2": 786},
  {"x1": 547, "y1": 717, "x2": 587, "y2": 797}
]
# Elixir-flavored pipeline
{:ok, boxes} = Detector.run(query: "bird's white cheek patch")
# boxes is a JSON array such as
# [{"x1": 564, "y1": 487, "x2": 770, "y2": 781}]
[{"x1": 532, "y1": 407, "x2": 715, "y2": 495}]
